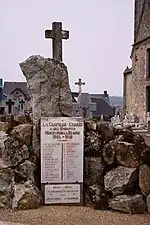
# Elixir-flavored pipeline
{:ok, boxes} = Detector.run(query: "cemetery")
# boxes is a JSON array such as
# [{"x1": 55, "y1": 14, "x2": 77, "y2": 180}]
[
  {"x1": 1, "y1": 1, "x2": 150, "y2": 223},
  {"x1": 0, "y1": 21, "x2": 149, "y2": 219}
]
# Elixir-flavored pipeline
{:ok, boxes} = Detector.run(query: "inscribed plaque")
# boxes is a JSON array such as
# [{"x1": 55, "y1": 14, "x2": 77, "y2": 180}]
[
  {"x1": 45, "y1": 184, "x2": 80, "y2": 204},
  {"x1": 41, "y1": 117, "x2": 84, "y2": 183}
]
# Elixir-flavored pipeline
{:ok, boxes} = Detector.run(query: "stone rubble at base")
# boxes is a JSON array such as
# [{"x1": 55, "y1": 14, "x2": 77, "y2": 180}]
[{"x1": 1, "y1": 106, "x2": 150, "y2": 213}]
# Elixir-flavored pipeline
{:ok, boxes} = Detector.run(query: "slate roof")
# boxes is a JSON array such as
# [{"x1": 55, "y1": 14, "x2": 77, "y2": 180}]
[
  {"x1": 0, "y1": 88, "x2": 7, "y2": 101},
  {"x1": 91, "y1": 97, "x2": 114, "y2": 117},
  {"x1": 3, "y1": 82, "x2": 30, "y2": 101},
  {"x1": 123, "y1": 66, "x2": 132, "y2": 75},
  {"x1": 72, "y1": 92, "x2": 109, "y2": 103},
  {"x1": 72, "y1": 92, "x2": 114, "y2": 118}
]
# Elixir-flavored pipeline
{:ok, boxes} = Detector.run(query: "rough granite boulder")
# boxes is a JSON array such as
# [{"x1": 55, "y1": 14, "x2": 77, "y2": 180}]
[
  {"x1": 0, "y1": 122, "x2": 9, "y2": 133},
  {"x1": 0, "y1": 126, "x2": 38, "y2": 209},
  {"x1": 87, "y1": 184, "x2": 108, "y2": 209},
  {"x1": 3, "y1": 137, "x2": 29, "y2": 167},
  {"x1": 19, "y1": 55, "x2": 73, "y2": 122},
  {"x1": 139, "y1": 164, "x2": 150, "y2": 196},
  {"x1": 109, "y1": 195, "x2": 146, "y2": 214},
  {"x1": 84, "y1": 131, "x2": 102, "y2": 157},
  {"x1": 12, "y1": 181, "x2": 41, "y2": 210},
  {"x1": 84, "y1": 157, "x2": 107, "y2": 208},
  {"x1": 102, "y1": 140, "x2": 116, "y2": 165},
  {"x1": 115, "y1": 141, "x2": 140, "y2": 168},
  {"x1": 20, "y1": 55, "x2": 73, "y2": 157},
  {"x1": 84, "y1": 120, "x2": 97, "y2": 131},
  {"x1": 97, "y1": 122, "x2": 114, "y2": 144},
  {"x1": 14, "y1": 114, "x2": 32, "y2": 125},
  {"x1": 19, "y1": 160, "x2": 36, "y2": 184},
  {"x1": 147, "y1": 194, "x2": 150, "y2": 213},
  {"x1": 114, "y1": 127, "x2": 134, "y2": 142},
  {"x1": 0, "y1": 168, "x2": 13, "y2": 208},
  {"x1": 104, "y1": 166, "x2": 137, "y2": 196},
  {"x1": 84, "y1": 157, "x2": 104, "y2": 185},
  {"x1": 10, "y1": 124, "x2": 32, "y2": 146}
]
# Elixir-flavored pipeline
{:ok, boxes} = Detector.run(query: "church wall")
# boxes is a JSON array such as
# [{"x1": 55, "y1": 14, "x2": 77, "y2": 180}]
[
  {"x1": 135, "y1": 0, "x2": 150, "y2": 43},
  {"x1": 131, "y1": 39, "x2": 150, "y2": 121},
  {"x1": 123, "y1": 0, "x2": 150, "y2": 122}
]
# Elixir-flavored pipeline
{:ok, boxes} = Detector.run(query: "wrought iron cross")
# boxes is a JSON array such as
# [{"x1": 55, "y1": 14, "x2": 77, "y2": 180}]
[
  {"x1": 19, "y1": 99, "x2": 25, "y2": 110},
  {"x1": 6, "y1": 99, "x2": 15, "y2": 114},
  {"x1": 45, "y1": 22, "x2": 69, "y2": 62}
]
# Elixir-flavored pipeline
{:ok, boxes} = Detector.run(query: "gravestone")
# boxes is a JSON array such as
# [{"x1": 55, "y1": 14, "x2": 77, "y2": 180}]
[
  {"x1": 45, "y1": 22, "x2": 69, "y2": 61},
  {"x1": 123, "y1": 115, "x2": 130, "y2": 127},
  {"x1": 72, "y1": 93, "x2": 96, "y2": 118},
  {"x1": 111, "y1": 115, "x2": 122, "y2": 127},
  {"x1": 100, "y1": 114, "x2": 104, "y2": 120}
]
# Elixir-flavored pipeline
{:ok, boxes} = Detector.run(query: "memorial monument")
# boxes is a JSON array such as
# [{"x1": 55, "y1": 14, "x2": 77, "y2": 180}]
[{"x1": 20, "y1": 22, "x2": 84, "y2": 205}]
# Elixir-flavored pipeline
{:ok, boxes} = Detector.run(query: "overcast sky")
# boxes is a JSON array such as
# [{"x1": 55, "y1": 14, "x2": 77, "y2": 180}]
[{"x1": 0, "y1": 0, "x2": 134, "y2": 96}]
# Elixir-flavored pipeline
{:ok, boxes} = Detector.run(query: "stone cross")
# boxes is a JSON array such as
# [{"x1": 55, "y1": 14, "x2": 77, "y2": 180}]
[
  {"x1": 75, "y1": 78, "x2": 85, "y2": 95},
  {"x1": 6, "y1": 99, "x2": 15, "y2": 114},
  {"x1": 45, "y1": 22, "x2": 69, "y2": 61}
]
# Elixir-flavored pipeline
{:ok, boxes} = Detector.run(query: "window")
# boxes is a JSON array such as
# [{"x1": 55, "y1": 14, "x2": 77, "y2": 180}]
[
  {"x1": 146, "y1": 86, "x2": 150, "y2": 112},
  {"x1": 147, "y1": 48, "x2": 150, "y2": 77}
]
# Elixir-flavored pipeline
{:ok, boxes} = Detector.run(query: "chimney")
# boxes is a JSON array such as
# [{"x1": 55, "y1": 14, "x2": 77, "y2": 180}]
[
  {"x1": 104, "y1": 90, "x2": 107, "y2": 97},
  {"x1": 0, "y1": 79, "x2": 3, "y2": 89}
]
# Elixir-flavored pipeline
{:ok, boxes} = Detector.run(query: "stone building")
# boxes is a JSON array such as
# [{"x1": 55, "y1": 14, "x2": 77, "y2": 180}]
[{"x1": 123, "y1": 0, "x2": 150, "y2": 122}]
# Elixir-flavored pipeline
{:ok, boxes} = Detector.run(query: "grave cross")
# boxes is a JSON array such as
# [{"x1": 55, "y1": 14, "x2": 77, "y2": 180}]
[
  {"x1": 75, "y1": 78, "x2": 85, "y2": 95},
  {"x1": 6, "y1": 99, "x2": 15, "y2": 114},
  {"x1": 19, "y1": 99, "x2": 25, "y2": 110},
  {"x1": 45, "y1": 22, "x2": 69, "y2": 62},
  {"x1": 72, "y1": 93, "x2": 96, "y2": 118},
  {"x1": 19, "y1": 99, "x2": 25, "y2": 114}
]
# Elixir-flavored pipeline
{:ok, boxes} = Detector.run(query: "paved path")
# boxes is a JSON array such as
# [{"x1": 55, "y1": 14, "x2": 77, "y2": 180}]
[
  {"x1": 0, "y1": 222, "x2": 25, "y2": 225},
  {"x1": 0, "y1": 206, "x2": 150, "y2": 225}
]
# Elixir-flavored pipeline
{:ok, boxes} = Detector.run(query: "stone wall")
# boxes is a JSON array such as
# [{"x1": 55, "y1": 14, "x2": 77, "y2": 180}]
[
  {"x1": 84, "y1": 119, "x2": 150, "y2": 213},
  {"x1": 0, "y1": 115, "x2": 41, "y2": 210},
  {"x1": 0, "y1": 116, "x2": 150, "y2": 214}
]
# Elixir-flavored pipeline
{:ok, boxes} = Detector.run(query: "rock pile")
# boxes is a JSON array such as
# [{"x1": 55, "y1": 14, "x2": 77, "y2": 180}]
[
  {"x1": 84, "y1": 120, "x2": 150, "y2": 214},
  {"x1": 0, "y1": 115, "x2": 150, "y2": 214},
  {"x1": 0, "y1": 115, "x2": 41, "y2": 210}
]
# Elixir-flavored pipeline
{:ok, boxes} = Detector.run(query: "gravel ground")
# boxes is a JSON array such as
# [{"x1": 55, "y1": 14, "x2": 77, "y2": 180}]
[{"x1": 0, "y1": 206, "x2": 150, "y2": 225}]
